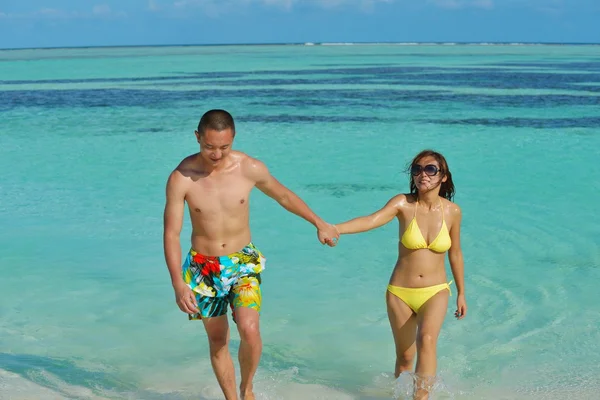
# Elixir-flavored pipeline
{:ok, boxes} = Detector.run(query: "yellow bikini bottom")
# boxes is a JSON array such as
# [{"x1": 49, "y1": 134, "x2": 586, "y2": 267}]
[{"x1": 387, "y1": 281, "x2": 453, "y2": 313}]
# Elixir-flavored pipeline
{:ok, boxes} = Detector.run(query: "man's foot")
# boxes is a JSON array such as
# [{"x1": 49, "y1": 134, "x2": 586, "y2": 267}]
[{"x1": 241, "y1": 390, "x2": 255, "y2": 400}]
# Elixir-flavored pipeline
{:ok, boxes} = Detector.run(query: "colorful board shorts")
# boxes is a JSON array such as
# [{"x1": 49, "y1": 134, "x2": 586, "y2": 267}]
[{"x1": 182, "y1": 243, "x2": 265, "y2": 321}]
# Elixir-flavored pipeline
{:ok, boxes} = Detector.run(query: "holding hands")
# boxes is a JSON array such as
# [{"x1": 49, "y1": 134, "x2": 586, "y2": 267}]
[{"x1": 317, "y1": 222, "x2": 340, "y2": 247}]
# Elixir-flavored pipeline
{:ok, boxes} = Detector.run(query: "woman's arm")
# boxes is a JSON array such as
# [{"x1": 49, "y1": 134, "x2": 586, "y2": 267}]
[
  {"x1": 448, "y1": 204, "x2": 467, "y2": 319},
  {"x1": 336, "y1": 194, "x2": 404, "y2": 234}
]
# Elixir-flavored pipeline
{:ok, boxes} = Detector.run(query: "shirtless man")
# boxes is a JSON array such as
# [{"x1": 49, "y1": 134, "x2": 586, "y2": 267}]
[{"x1": 163, "y1": 109, "x2": 339, "y2": 400}]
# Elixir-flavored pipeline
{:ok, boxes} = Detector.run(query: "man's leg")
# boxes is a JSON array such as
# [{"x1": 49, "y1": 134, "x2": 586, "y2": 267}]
[
  {"x1": 229, "y1": 274, "x2": 263, "y2": 400},
  {"x1": 234, "y1": 307, "x2": 261, "y2": 400},
  {"x1": 203, "y1": 315, "x2": 238, "y2": 400}
]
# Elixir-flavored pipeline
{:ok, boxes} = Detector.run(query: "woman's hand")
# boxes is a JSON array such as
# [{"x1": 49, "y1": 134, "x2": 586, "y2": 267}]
[{"x1": 455, "y1": 294, "x2": 467, "y2": 320}]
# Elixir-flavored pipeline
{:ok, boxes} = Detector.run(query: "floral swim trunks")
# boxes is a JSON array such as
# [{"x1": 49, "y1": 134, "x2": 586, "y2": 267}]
[{"x1": 182, "y1": 243, "x2": 265, "y2": 321}]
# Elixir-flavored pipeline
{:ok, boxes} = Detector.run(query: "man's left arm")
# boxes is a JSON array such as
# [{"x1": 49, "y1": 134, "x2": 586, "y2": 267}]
[{"x1": 246, "y1": 157, "x2": 339, "y2": 245}]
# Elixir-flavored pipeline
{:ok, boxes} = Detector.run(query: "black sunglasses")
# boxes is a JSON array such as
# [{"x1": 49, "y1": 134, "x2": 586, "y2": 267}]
[{"x1": 411, "y1": 164, "x2": 442, "y2": 177}]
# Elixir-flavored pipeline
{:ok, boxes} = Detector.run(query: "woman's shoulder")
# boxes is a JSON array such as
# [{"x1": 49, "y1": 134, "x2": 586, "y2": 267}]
[
  {"x1": 388, "y1": 193, "x2": 415, "y2": 209},
  {"x1": 441, "y1": 197, "x2": 461, "y2": 217}
]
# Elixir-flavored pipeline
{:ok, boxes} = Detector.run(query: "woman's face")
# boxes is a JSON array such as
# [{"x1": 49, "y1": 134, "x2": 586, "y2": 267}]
[{"x1": 411, "y1": 155, "x2": 447, "y2": 193}]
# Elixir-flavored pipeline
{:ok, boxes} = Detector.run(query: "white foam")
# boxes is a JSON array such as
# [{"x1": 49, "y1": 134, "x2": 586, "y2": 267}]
[
  {"x1": 259, "y1": 382, "x2": 354, "y2": 400},
  {"x1": 460, "y1": 386, "x2": 600, "y2": 400},
  {"x1": 0, "y1": 369, "x2": 112, "y2": 400},
  {"x1": 138, "y1": 364, "x2": 355, "y2": 399},
  {"x1": 0, "y1": 369, "x2": 70, "y2": 400}
]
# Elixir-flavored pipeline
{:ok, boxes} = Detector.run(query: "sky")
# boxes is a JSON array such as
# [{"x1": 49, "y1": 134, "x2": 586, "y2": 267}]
[{"x1": 0, "y1": 0, "x2": 598, "y2": 49}]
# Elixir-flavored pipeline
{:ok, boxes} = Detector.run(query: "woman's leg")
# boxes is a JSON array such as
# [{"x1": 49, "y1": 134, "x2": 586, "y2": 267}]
[
  {"x1": 414, "y1": 289, "x2": 449, "y2": 400},
  {"x1": 386, "y1": 290, "x2": 417, "y2": 378}
]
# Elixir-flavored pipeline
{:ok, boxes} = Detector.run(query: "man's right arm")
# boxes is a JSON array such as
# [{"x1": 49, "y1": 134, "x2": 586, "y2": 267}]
[
  {"x1": 163, "y1": 170, "x2": 187, "y2": 287},
  {"x1": 164, "y1": 169, "x2": 199, "y2": 315}
]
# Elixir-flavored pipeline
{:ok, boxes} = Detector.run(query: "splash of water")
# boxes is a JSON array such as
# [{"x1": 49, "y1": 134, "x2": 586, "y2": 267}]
[{"x1": 393, "y1": 372, "x2": 455, "y2": 400}]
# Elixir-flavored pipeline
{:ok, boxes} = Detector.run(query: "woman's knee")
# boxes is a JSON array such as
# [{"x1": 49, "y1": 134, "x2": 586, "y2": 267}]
[
  {"x1": 417, "y1": 332, "x2": 438, "y2": 351},
  {"x1": 397, "y1": 349, "x2": 415, "y2": 366}
]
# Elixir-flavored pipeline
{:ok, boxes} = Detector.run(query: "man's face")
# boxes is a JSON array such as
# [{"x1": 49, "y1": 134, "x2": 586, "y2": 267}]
[{"x1": 195, "y1": 128, "x2": 234, "y2": 167}]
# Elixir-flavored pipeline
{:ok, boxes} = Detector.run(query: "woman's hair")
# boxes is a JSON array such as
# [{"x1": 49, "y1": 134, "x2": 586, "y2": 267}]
[{"x1": 407, "y1": 149, "x2": 455, "y2": 201}]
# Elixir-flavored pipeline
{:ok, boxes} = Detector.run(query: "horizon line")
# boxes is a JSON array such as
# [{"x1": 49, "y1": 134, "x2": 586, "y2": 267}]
[{"x1": 2, "y1": 40, "x2": 600, "y2": 51}]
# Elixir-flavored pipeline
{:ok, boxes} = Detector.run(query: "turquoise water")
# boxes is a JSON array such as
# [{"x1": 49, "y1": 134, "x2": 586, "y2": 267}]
[{"x1": 1, "y1": 44, "x2": 600, "y2": 399}]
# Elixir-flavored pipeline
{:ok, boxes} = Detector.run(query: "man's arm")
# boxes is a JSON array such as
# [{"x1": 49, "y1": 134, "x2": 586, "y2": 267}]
[
  {"x1": 246, "y1": 157, "x2": 338, "y2": 244},
  {"x1": 163, "y1": 170, "x2": 187, "y2": 287},
  {"x1": 163, "y1": 169, "x2": 198, "y2": 314}
]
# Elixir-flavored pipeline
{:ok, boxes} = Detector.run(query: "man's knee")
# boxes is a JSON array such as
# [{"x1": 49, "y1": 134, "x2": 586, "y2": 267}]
[
  {"x1": 205, "y1": 321, "x2": 229, "y2": 350},
  {"x1": 237, "y1": 318, "x2": 261, "y2": 343},
  {"x1": 207, "y1": 330, "x2": 228, "y2": 349}
]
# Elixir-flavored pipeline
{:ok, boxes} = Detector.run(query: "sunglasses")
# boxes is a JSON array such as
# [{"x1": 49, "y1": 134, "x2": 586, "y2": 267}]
[{"x1": 411, "y1": 164, "x2": 442, "y2": 177}]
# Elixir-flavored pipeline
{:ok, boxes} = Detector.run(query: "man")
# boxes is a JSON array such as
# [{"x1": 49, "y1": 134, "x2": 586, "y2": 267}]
[{"x1": 163, "y1": 109, "x2": 339, "y2": 400}]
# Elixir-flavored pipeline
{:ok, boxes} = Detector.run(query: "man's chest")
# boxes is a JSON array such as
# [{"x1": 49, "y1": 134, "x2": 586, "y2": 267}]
[{"x1": 185, "y1": 175, "x2": 254, "y2": 214}]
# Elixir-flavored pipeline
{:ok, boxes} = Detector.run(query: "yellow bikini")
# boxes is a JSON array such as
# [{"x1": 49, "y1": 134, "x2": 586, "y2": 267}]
[
  {"x1": 388, "y1": 198, "x2": 453, "y2": 313},
  {"x1": 400, "y1": 198, "x2": 451, "y2": 253},
  {"x1": 387, "y1": 282, "x2": 452, "y2": 313}
]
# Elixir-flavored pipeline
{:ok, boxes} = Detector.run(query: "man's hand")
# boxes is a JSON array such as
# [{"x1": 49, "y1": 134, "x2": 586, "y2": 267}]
[
  {"x1": 317, "y1": 223, "x2": 340, "y2": 247},
  {"x1": 173, "y1": 281, "x2": 198, "y2": 315}
]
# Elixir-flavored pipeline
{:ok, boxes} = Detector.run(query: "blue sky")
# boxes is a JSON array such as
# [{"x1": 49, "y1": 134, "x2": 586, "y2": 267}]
[{"x1": 0, "y1": 0, "x2": 598, "y2": 48}]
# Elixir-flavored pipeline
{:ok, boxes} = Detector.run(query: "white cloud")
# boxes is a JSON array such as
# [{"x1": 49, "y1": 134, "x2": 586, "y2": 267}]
[
  {"x1": 170, "y1": 0, "x2": 394, "y2": 13},
  {"x1": 92, "y1": 4, "x2": 127, "y2": 17},
  {"x1": 0, "y1": 6, "x2": 125, "y2": 20},
  {"x1": 173, "y1": 0, "x2": 202, "y2": 8},
  {"x1": 472, "y1": 0, "x2": 493, "y2": 9},
  {"x1": 37, "y1": 8, "x2": 79, "y2": 18},
  {"x1": 537, "y1": 6, "x2": 562, "y2": 15},
  {"x1": 429, "y1": 0, "x2": 494, "y2": 9},
  {"x1": 148, "y1": 0, "x2": 161, "y2": 11},
  {"x1": 173, "y1": 0, "x2": 228, "y2": 17},
  {"x1": 360, "y1": 0, "x2": 393, "y2": 12},
  {"x1": 273, "y1": 0, "x2": 394, "y2": 7},
  {"x1": 93, "y1": 4, "x2": 112, "y2": 16},
  {"x1": 315, "y1": 0, "x2": 346, "y2": 8},
  {"x1": 259, "y1": 0, "x2": 294, "y2": 10}
]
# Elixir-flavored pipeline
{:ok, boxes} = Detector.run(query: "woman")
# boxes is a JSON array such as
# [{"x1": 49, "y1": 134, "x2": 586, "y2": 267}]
[{"x1": 335, "y1": 149, "x2": 466, "y2": 400}]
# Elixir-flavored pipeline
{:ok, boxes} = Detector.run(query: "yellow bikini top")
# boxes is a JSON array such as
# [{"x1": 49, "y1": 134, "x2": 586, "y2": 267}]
[{"x1": 400, "y1": 198, "x2": 451, "y2": 253}]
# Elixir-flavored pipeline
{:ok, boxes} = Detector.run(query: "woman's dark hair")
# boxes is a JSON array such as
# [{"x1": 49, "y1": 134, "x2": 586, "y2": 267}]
[{"x1": 407, "y1": 149, "x2": 455, "y2": 201}]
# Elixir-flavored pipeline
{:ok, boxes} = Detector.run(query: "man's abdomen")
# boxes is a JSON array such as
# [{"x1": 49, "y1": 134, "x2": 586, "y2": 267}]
[{"x1": 189, "y1": 213, "x2": 252, "y2": 256}]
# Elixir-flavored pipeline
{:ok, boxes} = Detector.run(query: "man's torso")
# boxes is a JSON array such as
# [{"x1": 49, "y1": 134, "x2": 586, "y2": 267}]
[{"x1": 179, "y1": 152, "x2": 256, "y2": 256}]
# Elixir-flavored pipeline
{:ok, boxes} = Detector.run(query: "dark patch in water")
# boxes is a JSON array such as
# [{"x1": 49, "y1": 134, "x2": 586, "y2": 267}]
[
  {"x1": 575, "y1": 85, "x2": 600, "y2": 93},
  {"x1": 238, "y1": 115, "x2": 380, "y2": 123},
  {"x1": 248, "y1": 99, "x2": 399, "y2": 109},
  {"x1": 431, "y1": 117, "x2": 600, "y2": 129},
  {"x1": 391, "y1": 71, "x2": 600, "y2": 91},
  {"x1": 490, "y1": 61, "x2": 600, "y2": 72},
  {"x1": 1, "y1": 88, "x2": 598, "y2": 112},
  {"x1": 305, "y1": 183, "x2": 398, "y2": 198},
  {"x1": 136, "y1": 127, "x2": 165, "y2": 133},
  {"x1": 437, "y1": 93, "x2": 600, "y2": 108},
  {"x1": 0, "y1": 72, "x2": 247, "y2": 85},
  {"x1": 3, "y1": 64, "x2": 600, "y2": 94},
  {"x1": 147, "y1": 76, "x2": 388, "y2": 87}
]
